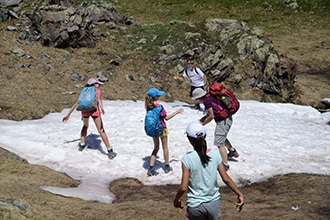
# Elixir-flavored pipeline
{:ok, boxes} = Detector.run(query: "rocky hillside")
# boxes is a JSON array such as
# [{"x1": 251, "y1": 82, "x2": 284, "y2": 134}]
[{"x1": 0, "y1": 0, "x2": 329, "y2": 121}]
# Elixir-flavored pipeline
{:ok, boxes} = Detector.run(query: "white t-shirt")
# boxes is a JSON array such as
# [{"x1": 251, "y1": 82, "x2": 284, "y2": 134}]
[{"x1": 183, "y1": 67, "x2": 205, "y2": 87}]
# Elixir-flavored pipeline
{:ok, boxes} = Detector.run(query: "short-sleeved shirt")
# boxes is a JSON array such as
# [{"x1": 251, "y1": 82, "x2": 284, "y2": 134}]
[
  {"x1": 203, "y1": 94, "x2": 224, "y2": 122},
  {"x1": 183, "y1": 67, "x2": 205, "y2": 87},
  {"x1": 81, "y1": 87, "x2": 101, "y2": 117},
  {"x1": 181, "y1": 148, "x2": 222, "y2": 208},
  {"x1": 156, "y1": 103, "x2": 167, "y2": 128}
]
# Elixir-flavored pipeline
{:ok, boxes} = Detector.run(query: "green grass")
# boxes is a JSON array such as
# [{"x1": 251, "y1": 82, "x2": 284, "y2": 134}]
[
  {"x1": 67, "y1": 0, "x2": 330, "y2": 68},
  {"x1": 124, "y1": 23, "x2": 188, "y2": 50},
  {"x1": 68, "y1": 0, "x2": 330, "y2": 44},
  {"x1": 112, "y1": 0, "x2": 329, "y2": 34}
]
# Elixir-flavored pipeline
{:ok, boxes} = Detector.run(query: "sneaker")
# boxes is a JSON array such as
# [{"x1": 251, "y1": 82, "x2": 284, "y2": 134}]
[
  {"x1": 223, "y1": 163, "x2": 230, "y2": 171},
  {"x1": 164, "y1": 165, "x2": 173, "y2": 174},
  {"x1": 78, "y1": 143, "x2": 86, "y2": 151},
  {"x1": 107, "y1": 149, "x2": 117, "y2": 159},
  {"x1": 227, "y1": 148, "x2": 239, "y2": 158},
  {"x1": 147, "y1": 168, "x2": 158, "y2": 176}
]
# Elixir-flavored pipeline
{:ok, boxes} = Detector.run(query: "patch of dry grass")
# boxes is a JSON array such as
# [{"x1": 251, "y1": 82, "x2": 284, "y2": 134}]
[{"x1": 1, "y1": 151, "x2": 329, "y2": 219}]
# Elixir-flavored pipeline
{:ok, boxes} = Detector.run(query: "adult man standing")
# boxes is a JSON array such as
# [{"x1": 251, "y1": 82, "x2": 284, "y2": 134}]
[
  {"x1": 174, "y1": 57, "x2": 207, "y2": 110},
  {"x1": 191, "y1": 88, "x2": 239, "y2": 171}
]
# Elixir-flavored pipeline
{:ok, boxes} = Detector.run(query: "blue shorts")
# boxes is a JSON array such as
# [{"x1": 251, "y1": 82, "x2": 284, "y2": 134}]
[{"x1": 214, "y1": 116, "x2": 232, "y2": 146}]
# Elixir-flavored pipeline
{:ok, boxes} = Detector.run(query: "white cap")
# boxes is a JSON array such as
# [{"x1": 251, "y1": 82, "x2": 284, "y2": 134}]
[
  {"x1": 185, "y1": 122, "x2": 206, "y2": 138},
  {"x1": 87, "y1": 77, "x2": 104, "y2": 85},
  {"x1": 191, "y1": 88, "x2": 207, "y2": 100}
]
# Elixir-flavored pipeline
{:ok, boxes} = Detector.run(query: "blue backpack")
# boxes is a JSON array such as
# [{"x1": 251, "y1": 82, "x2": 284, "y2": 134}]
[
  {"x1": 76, "y1": 86, "x2": 97, "y2": 112},
  {"x1": 144, "y1": 105, "x2": 163, "y2": 137}
]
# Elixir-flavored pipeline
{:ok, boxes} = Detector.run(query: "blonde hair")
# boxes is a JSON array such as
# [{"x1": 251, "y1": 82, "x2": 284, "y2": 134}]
[{"x1": 145, "y1": 94, "x2": 156, "y2": 110}]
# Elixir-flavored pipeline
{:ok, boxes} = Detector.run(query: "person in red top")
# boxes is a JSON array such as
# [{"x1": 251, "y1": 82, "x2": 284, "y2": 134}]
[
  {"x1": 191, "y1": 88, "x2": 239, "y2": 171},
  {"x1": 62, "y1": 78, "x2": 116, "y2": 159}
]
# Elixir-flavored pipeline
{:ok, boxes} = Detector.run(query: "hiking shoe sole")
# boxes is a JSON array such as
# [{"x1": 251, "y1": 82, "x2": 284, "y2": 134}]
[
  {"x1": 78, "y1": 144, "x2": 86, "y2": 151},
  {"x1": 164, "y1": 166, "x2": 173, "y2": 174},
  {"x1": 147, "y1": 169, "x2": 158, "y2": 176},
  {"x1": 108, "y1": 151, "x2": 117, "y2": 159}
]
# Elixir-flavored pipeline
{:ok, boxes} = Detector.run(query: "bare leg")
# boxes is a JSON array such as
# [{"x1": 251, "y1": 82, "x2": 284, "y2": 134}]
[
  {"x1": 225, "y1": 139, "x2": 239, "y2": 158},
  {"x1": 225, "y1": 139, "x2": 233, "y2": 151},
  {"x1": 218, "y1": 145, "x2": 228, "y2": 165},
  {"x1": 150, "y1": 137, "x2": 160, "y2": 167},
  {"x1": 93, "y1": 116, "x2": 116, "y2": 159},
  {"x1": 92, "y1": 116, "x2": 111, "y2": 149},
  {"x1": 80, "y1": 117, "x2": 89, "y2": 144},
  {"x1": 161, "y1": 136, "x2": 169, "y2": 165}
]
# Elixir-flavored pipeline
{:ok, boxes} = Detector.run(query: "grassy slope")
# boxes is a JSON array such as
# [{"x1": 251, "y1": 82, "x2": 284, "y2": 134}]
[
  {"x1": 113, "y1": 0, "x2": 329, "y2": 30},
  {"x1": 111, "y1": 0, "x2": 330, "y2": 105}
]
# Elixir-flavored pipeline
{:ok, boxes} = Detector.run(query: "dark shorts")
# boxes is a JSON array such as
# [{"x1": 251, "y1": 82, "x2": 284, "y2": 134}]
[
  {"x1": 82, "y1": 116, "x2": 98, "y2": 119},
  {"x1": 190, "y1": 86, "x2": 205, "y2": 97}
]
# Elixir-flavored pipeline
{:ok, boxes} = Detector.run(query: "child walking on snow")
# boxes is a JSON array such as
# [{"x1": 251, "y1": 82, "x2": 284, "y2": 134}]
[
  {"x1": 145, "y1": 88, "x2": 183, "y2": 176},
  {"x1": 62, "y1": 78, "x2": 117, "y2": 159},
  {"x1": 173, "y1": 122, "x2": 244, "y2": 220}
]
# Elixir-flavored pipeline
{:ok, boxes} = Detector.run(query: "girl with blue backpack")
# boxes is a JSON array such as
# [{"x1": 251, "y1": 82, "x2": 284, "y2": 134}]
[{"x1": 144, "y1": 88, "x2": 183, "y2": 176}]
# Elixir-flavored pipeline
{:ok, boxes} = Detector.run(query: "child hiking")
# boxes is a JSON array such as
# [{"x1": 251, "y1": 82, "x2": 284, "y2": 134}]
[
  {"x1": 192, "y1": 87, "x2": 239, "y2": 171},
  {"x1": 174, "y1": 57, "x2": 208, "y2": 110},
  {"x1": 173, "y1": 122, "x2": 244, "y2": 220},
  {"x1": 62, "y1": 78, "x2": 117, "y2": 159},
  {"x1": 144, "y1": 88, "x2": 184, "y2": 176}
]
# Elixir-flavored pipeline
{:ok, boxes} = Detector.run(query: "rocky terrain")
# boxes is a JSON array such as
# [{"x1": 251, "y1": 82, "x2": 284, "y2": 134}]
[{"x1": 0, "y1": 0, "x2": 329, "y2": 121}]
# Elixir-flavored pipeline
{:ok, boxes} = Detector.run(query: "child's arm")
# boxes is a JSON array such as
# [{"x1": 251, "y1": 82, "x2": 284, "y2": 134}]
[
  {"x1": 199, "y1": 107, "x2": 214, "y2": 125},
  {"x1": 97, "y1": 89, "x2": 105, "y2": 114},
  {"x1": 165, "y1": 108, "x2": 184, "y2": 121},
  {"x1": 173, "y1": 163, "x2": 189, "y2": 208},
  {"x1": 218, "y1": 163, "x2": 244, "y2": 212},
  {"x1": 173, "y1": 75, "x2": 185, "y2": 82},
  {"x1": 62, "y1": 101, "x2": 78, "y2": 122}
]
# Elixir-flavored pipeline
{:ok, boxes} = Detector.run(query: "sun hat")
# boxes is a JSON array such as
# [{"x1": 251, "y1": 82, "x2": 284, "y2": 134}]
[
  {"x1": 191, "y1": 88, "x2": 207, "y2": 100},
  {"x1": 185, "y1": 122, "x2": 206, "y2": 138},
  {"x1": 87, "y1": 77, "x2": 104, "y2": 85},
  {"x1": 147, "y1": 88, "x2": 164, "y2": 99}
]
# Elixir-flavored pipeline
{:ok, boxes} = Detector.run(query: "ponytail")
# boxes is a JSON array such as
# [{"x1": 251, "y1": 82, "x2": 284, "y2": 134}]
[
  {"x1": 188, "y1": 133, "x2": 210, "y2": 165},
  {"x1": 145, "y1": 94, "x2": 155, "y2": 110}
]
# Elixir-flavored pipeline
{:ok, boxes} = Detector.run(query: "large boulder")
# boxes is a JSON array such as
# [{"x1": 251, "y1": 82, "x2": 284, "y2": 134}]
[{"x1": 14, "y1": 0, "x2": 136, "y2": 48}]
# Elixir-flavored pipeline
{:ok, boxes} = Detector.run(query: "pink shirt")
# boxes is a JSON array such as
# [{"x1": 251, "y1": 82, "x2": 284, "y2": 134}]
[{"x1": 155, "y1": 103, "x2": 167, "y2": 128}]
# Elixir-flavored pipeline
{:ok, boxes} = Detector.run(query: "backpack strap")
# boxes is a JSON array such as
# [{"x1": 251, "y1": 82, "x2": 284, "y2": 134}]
[
  {"x1": 185, "y1": 67, "x2": 201, "y2": 79},
  {"x1": 194, "y1": 67, "x2": 201, "y2": 75}
]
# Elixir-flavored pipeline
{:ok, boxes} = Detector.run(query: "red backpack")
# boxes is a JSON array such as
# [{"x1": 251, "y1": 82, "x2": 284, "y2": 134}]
[{"x1": 209, "y1": 82, "x2": 240, "y2": 120}]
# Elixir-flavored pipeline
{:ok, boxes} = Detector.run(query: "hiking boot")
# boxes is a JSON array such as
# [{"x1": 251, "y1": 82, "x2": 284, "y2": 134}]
[
  {"x1": 164, "y1": 165, "x2": 173, "y2": 174},
  {"x1": 107, "y1": 149, "x2": 117, "y2": 159},
  {"x1": 147, "y1": 168, "x2": 158, "y2": 176},
  {"x1": 223, "y1": 163, "x2": 230, "y2": 171},
  {"x1": 78, "y1": 143, "x2": 86, "y2": 151},
  {"x1": 227, "y1": 148, "x2": 239, "y2": 158}
]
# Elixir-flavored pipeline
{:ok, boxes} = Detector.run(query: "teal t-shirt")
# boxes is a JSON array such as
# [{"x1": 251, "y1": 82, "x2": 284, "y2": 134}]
[{"x1": 182, "y1": 148, "x2": 222, "y2": 208}]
